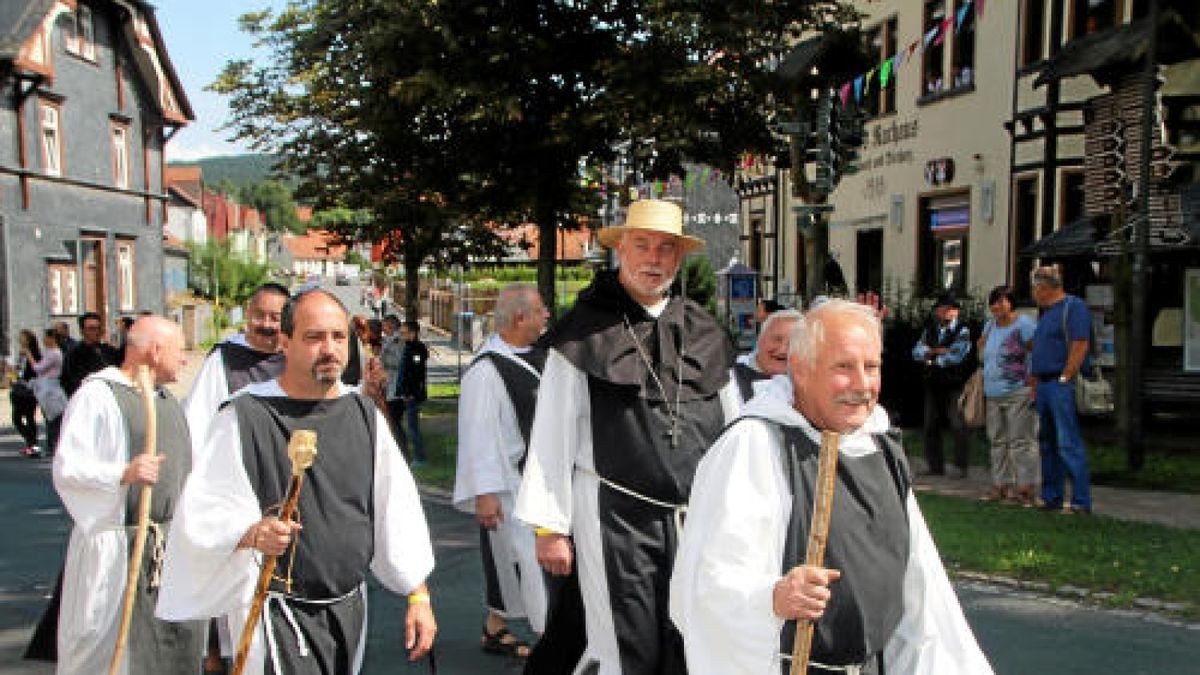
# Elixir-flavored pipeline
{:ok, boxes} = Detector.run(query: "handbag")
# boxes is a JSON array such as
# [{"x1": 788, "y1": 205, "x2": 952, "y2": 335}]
[
  {"x1": 958, "y1": 368, "x2": 986, "y2": 428},
  {"x1": 30, "y1": 377, "x2": 68, "y2": 420},
  {"x1": 1062, "y1": 299, "x2": 1113, "y2": 415}
]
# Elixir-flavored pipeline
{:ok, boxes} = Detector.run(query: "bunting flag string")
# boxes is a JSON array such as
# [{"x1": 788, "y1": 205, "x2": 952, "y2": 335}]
[{"x1": 834, "y1": 0, "x2": 982, "y2": 110}]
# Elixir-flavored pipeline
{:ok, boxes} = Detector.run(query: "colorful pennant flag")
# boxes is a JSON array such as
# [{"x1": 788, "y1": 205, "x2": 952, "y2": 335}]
[
  {"x1": 840, "y1": 81, "x2": 852, "y2": 107},
  {"x1": 881, "y1": 57, "x2": 893, "y2": 88},
  {"x1": 956, "y1": 2, "x2": 971, "y2": 30},
  {"x1": 923, "y1": 26, "x2": 938, "y2": 48},
  {"x1": 853, "y1": 75, "x2": 864, "y2": 102}
]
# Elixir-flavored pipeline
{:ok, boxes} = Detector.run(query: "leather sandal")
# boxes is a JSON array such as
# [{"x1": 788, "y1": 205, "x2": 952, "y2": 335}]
[{"x1": 481, "y1": 626, "x2": 531, "y2": 659}]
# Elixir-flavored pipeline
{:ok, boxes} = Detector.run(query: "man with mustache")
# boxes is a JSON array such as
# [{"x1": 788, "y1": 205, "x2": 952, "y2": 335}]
[
  {"x1": 184, "y1": 283, "x2": 290, "y2": 453},
  {"x1": 516, "y1": 199, "x2": 739, "y2": 674},
  {"x1": 732, "y1": 308, "x2": 802, "y2": 406},
  {"x1": 157, "y1": 289, "x2": 437, "y2": 674},
  {"x1": 670, "y1": 300, "x2": 993, "y2": 674}
]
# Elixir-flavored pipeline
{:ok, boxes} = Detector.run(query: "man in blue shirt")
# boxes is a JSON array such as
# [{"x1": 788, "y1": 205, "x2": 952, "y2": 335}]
[
  {"x1": 1028, "y1": 266, "x2": 1092, "y2": 514},
  {"x1": 911, "y1": 293, "x2": 975, "y2": 477}
]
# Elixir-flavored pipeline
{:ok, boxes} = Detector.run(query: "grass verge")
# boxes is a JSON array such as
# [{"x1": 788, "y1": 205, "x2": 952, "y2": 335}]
[{"x1": 917, "y1": 491, "x2": 1199, "y2": 618}]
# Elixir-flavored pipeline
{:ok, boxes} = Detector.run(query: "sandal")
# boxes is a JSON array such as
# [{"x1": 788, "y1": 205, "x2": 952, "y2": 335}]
[
  {"x1": 481, "y1": 626, "x2": 531, "y2": 659},
  {"x1": 979, "y1": 486, "x2": 1007, "y2": 502}
]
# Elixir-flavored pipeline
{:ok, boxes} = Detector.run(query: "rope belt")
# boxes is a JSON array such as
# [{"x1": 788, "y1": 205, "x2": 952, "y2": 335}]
[
  {"x1": 263, "y1": 583, "x2": 362, "y2": 675},
  {"x1": 780, "y1": 653, "x2": 874, "y2": 674},
  {"x1": 120, "y1": 520, "x2": 166, "y2": 590},
  {"x1": 577, "y1": 467, "x2": 688, "y2": 536}
]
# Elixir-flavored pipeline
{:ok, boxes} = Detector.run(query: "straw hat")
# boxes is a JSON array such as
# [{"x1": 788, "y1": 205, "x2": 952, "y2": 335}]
[{"x1": 597, "y1": 200, "x2": 706, "y2": 253}]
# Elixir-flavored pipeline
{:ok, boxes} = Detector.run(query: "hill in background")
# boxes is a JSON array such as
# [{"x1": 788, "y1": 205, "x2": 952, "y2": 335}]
[{"x1": 169, "y1": 154, "x2": 287, "y2": 192}]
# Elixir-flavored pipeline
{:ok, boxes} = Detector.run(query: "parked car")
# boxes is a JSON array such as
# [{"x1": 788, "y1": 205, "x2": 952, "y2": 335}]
[{"x1": 335, "y1": 273, "x2": 351, "y2": 286}]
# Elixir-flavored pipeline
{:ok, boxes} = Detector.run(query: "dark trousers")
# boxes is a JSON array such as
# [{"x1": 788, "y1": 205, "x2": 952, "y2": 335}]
[
  {"x1": 923, "y1": 384, "x2": 969, "y2": 473},
  {"x1": 11, "y1": 392, "x2": 38, "y2": 447},
  {"x1": 385, "y1": 398, "x2": 410, "y2": 461}
]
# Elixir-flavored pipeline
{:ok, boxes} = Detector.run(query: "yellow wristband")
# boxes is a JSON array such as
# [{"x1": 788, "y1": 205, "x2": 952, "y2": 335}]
[
  {"x1": 408, "y1": 591, "x2": 431, "y2": 605},
  {"x1": 533, "y1": 527, "x2": 558, "y2": 537}
]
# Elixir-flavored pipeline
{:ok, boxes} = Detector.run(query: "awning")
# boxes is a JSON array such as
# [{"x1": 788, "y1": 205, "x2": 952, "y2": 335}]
[
  {"x1": 1020, "y1": 215, "x2": 1109, "y2": 259},
  {"x1": 1034, "y1": 11, "x2": 1200, "y2": 88}
]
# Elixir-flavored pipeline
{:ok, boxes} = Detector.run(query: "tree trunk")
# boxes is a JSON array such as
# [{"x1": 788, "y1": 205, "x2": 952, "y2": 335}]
[
  {"x1": 536, "y1": 199, "x2": 558, "y2": 316},
  {"x1": 403, "y1": 247, "x2": 422, "y2": 322}
]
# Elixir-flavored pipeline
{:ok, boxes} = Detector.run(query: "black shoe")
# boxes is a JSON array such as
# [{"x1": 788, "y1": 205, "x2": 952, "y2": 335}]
[
  {"x1": 1061, "y1": 505, "x2": 1092, "y2": 516},
  {"x1": 1038, "y1": 502, "x2": 1063, "y2": 512}
]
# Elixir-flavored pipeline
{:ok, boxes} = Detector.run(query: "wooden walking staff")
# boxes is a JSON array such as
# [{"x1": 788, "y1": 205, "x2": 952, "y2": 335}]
[
  {"x1": 107, "y1": 365, "x2": 158, "y2": 675},
  {"x1": 789, "y1": 431, "x2": 841, "y2": 675},
  {"x1": 232, "y1": 430, "x2": 319, "y2": 675}
]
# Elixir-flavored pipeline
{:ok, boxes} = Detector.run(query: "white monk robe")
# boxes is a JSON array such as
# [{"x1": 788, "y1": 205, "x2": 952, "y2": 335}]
[
  {"x1": 51, "y1": 367, "x2": 200, "y2": 675},
  {"x1": 453, "y1": 334, "x2": 548, "y2": 632},
  {"x1": 670, "y1": 376, "x2": 994, "y2": 675},
  {"x1": 515, "y1": 344, "x2": 741, "y2": 674},
  {"x1": 156, "y1": 380, "x2": 434, "y2": 675}
]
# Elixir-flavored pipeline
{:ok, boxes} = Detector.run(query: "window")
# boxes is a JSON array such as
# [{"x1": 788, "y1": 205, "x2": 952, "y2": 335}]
[
  {"x1": 78, "y1": 5, "x2": 96, "y2": 61},
  {"x1": 1070, "y1": 0, "x2": 1119, "y2": 39},
  {"x1": 923, "y1": 1, "x2": 947, "y2": 95},
  {"x1": 111, "y1": 124, "x2": 130, "y2": 188},
  {"x1": 918, "y1": 193, "x2": 971, "y2": 295},
  {"x1": 63, "y1": 10, "x2": 79, "y2": 55},
  {"x1": 1061, "y1": 170, "x2": 1086, "y2": 228},
  {"x1": 116, "y1": 241, "x2": 135, "y2": 311},
  {"x1": 48, "y1": 264, "x2": 79, "y2": 316},
  {"x1": 1012, "y1": 175, "x2": 1039, "y2": 301},
  {"x1": 861, "y1": 17, "x2": 899, "y2": 118},
  {"x1": 1021, "y1": 0, "x2": 1047, "y2": 67},
  {"x1": 39, "y1": 102, "x2": 62, "y2": 177},
  {"x1": 951, "y1": 0, "x2": 975, "y2": 88}
]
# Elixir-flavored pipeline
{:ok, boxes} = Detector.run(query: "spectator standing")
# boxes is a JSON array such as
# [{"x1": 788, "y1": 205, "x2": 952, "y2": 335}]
[
  {"x1": 379, "y1": 315, "x2": 410, "y2": 454},
  {"x1": 11, "y1": 329, "x2": 41, "y2": 455},
  {"x1": 59, "y1": 312, "x2": 119, "y2": 397},
  {"x1": 29, "y1": 329, "x2": 66, "y2": 456},
  {"x1": 911, "y1": 294, "x2": 975, "y2": 477},
  {"x1": 1029, "y1": 267, "x2": 1093, "y2": 514},
  {"x1": 731, "y1": 309, "x2": 802, "y2": 406},
  {"x1": 978, "y1": 286, "x2": 1039, "y2": 506},
  {"x1": 395, "y1": 319, "x2": 429, "y2": 466}
]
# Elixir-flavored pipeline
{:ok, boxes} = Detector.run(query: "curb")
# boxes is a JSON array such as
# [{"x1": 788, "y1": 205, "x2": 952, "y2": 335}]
[{"x1": 952, "y1": 569, "x2": 1199, "y2": 630}]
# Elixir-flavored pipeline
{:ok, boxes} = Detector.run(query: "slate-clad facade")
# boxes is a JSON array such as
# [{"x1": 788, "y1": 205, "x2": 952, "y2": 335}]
[{"x1": 0, "y1": 0, "x2": 192, "y2": 354}]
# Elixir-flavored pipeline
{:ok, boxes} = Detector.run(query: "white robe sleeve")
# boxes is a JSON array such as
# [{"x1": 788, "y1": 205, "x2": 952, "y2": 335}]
[
  {"x1": 514, "y1": 349, "x2": 589, "y2": 534},
  {"x1": 670, "y1": 420, "x2": 791, "y2": 675},
  {"x1": 369, "y1": 407, "x2": 435, "y2": 595},
  {"x1": 52, "y1": 380, "x2": 129, "y2": 534},
  {"x1": 452, "y1": 359, "x2": 517, "y2": 511},
  {"x1": 182, "y1": 349, "x2": 229, "y2": 464},
  {"x1": 882, "y1": 494, "x2": 995, "y2": 674},
  {"x1": 155, "y1": 406, "x2": 263, "y2": 622}
]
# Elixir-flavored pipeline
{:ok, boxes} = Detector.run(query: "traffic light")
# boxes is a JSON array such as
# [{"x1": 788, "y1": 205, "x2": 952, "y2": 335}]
[
  {"x1": 813, "y1": 92, "x2": 835, "y2": 193},
  {"x1": 832, "y1": 106, "x2": 865, "y2": 179}
]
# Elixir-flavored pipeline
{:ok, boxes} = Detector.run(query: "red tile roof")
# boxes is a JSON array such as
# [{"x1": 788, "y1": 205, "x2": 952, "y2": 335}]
[{"x1": 283, "y1": 230, "x2": 347, "y2": 261}]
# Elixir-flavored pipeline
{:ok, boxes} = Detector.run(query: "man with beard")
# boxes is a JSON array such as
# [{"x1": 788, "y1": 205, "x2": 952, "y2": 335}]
[
  {"x1": 670, "y1": 300, "x2": 992, "y2": 674},
  {"x1": 453, "y1": 284, "x2": 550, "y2": 659},
  {"x1": 515, "y1": 199, "x2": 739, "y2": 675},
  {"x1": 157, "y1": 289, "x2": 437, "y2": 674},
  {"x1": 182, "y1": 282, "x2": 289, "y2": 671},
  {"x1": 52, "y1": 317, "x2": 205, "y2": 674},
  {"x1": 731, "y1": 309, "x2": 802, "y2": 406},
  {"x1": 185, "y1": 283, "x2": 290, "y2": 456}
]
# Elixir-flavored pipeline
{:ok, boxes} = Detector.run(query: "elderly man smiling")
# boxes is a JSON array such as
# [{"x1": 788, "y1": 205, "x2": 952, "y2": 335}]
[{"x1": 671, "y1": 299, "x2": 993, "y2": 675}]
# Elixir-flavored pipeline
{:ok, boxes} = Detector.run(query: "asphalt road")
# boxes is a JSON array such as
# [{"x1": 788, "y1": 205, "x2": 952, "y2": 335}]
[{"x1": 2, "y1": 446, "x2": 1196, "y2": 675}]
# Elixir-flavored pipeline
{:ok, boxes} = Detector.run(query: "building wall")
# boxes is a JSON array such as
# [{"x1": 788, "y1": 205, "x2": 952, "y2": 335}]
[
  {"x1": 0, "y1": 4, "x2": 178, "y2": 352},
  {"x1": 820, "y1": 0, "x2": 1018, "y2": 301}
]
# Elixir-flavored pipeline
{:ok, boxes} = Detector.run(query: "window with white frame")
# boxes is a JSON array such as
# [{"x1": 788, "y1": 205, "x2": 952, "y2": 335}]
[
  {"x1": 63, "y1": 10, "x2": 79, "y2": 55},
  {"x1": 40, "y1": 102, "x2": 62, "y2": 176},
  {"x1": 112, "y1": 124, "x2": 129, "y2": 188},
  {"x1": 77, "y1": 5, "x2": 96, "y2": 61},
  {"x1": 117, "y1": 241, "x2": 135, "y2": 311},
  {"x1": 48, "y1": 264, "x2": 80, "y2": 316}
]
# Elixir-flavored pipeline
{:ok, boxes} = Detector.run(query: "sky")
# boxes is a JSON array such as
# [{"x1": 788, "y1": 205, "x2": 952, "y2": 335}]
[{"x1": 155, "y1": 1, "x2": 285, "y2": 161}]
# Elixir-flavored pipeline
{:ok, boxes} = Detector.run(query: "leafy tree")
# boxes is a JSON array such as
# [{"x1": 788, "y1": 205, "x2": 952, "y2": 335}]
[
  {"x1": 212, "y1": 1, "x2": 854, "y2": 316},
  {"x1": 240, "y1": 180, "x2": 302, "y2": 233},
  {"x1": 187, "y1": 239, "x2": 273, "y2": 310}
]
